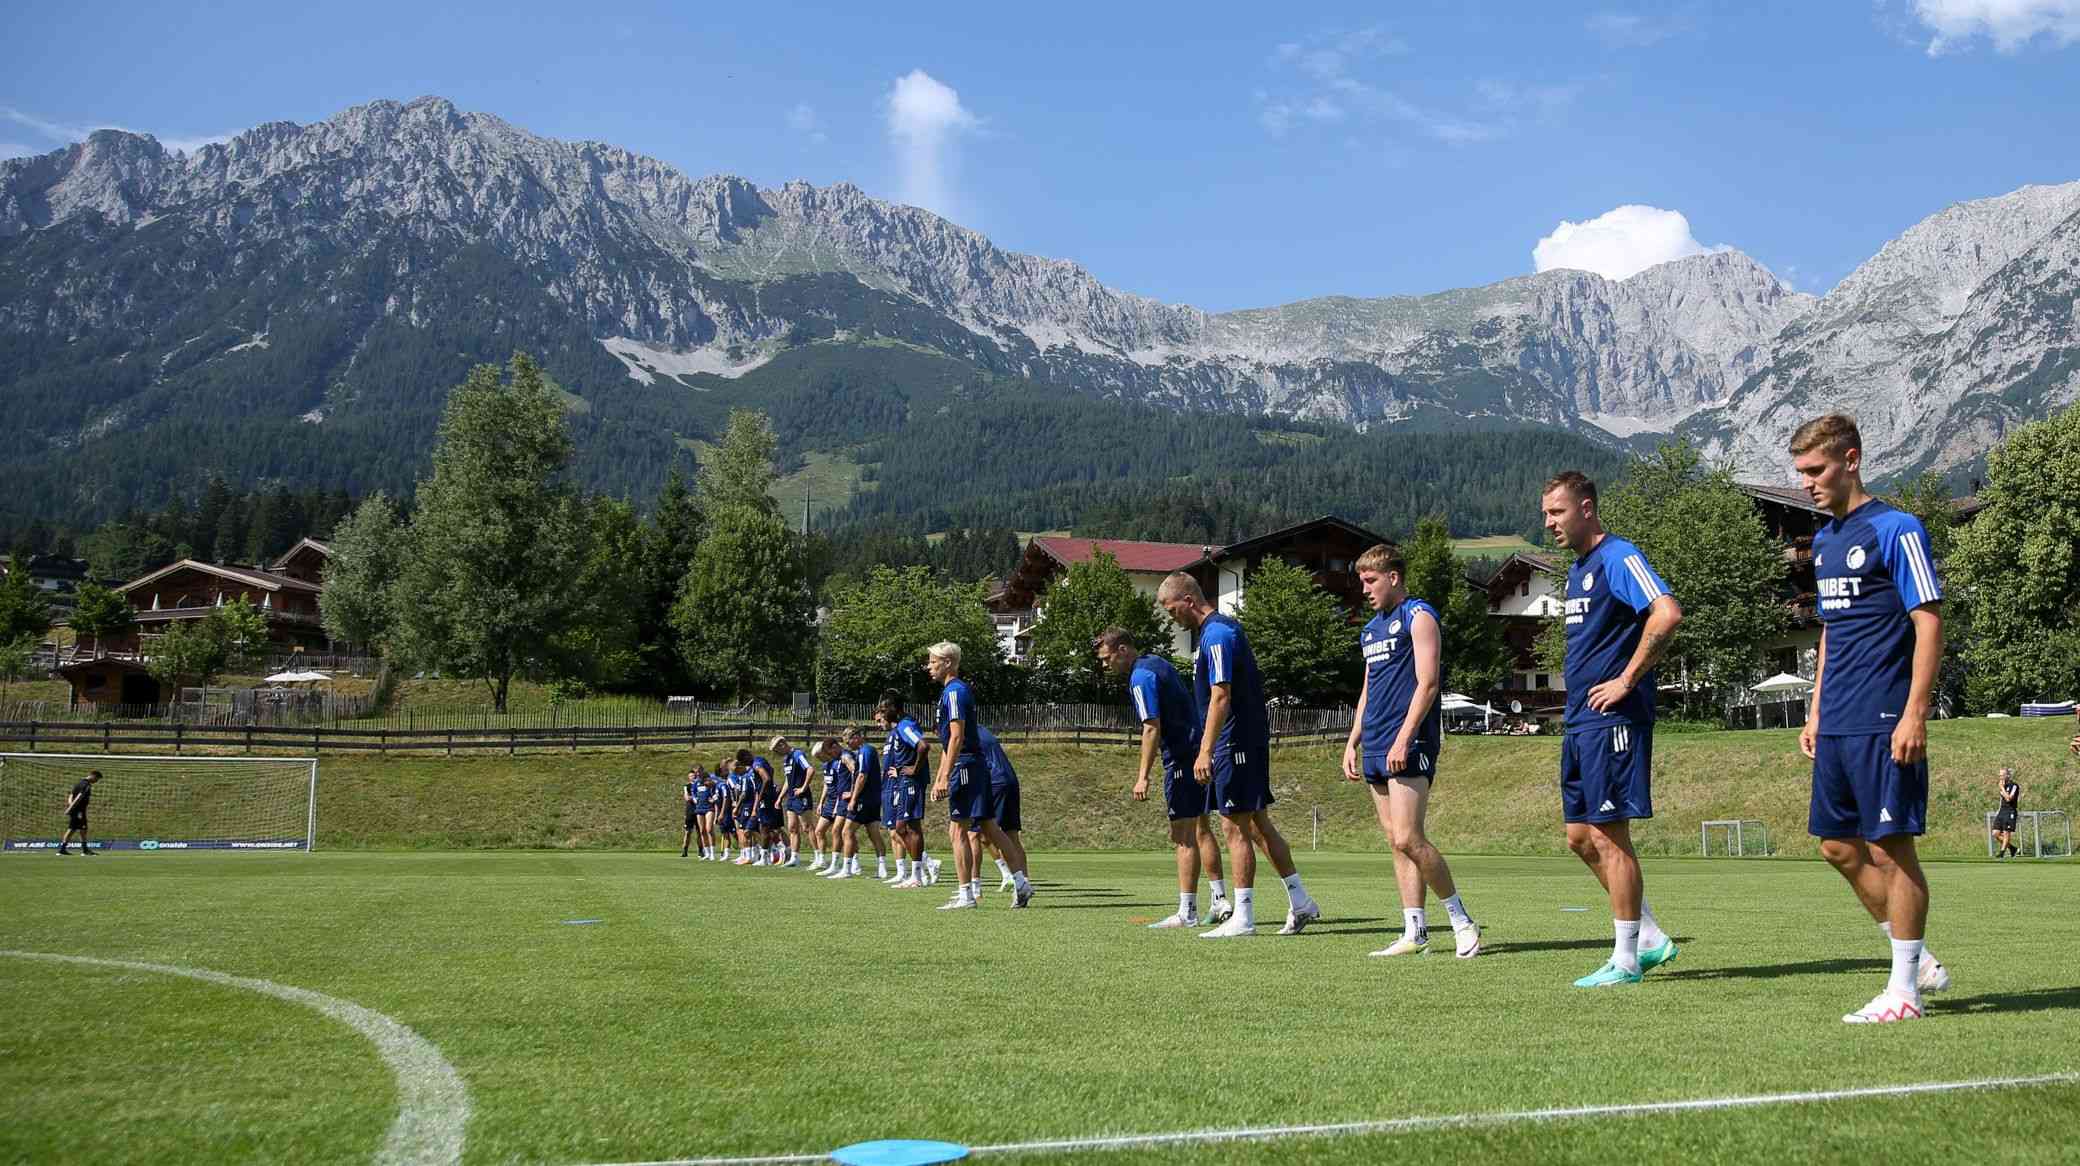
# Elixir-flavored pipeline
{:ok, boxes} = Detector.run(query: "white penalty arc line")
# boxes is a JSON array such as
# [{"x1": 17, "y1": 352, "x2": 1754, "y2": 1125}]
[
  {"x1": 583, "y1": 1071, "x2": 2079, "y2": 1166},
  {"x1": 2, "y1": 950, "x2": 470, "y2": 1166}
]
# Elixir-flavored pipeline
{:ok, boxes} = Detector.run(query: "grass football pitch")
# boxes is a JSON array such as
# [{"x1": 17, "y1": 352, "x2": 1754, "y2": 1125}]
[{"x1": 3, "y1": 848, "x2": 2077, "y2": 1165}]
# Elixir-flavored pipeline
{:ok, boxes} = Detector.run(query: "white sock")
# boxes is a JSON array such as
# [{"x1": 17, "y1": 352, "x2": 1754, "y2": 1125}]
[
  {"x1": 1613, "y1": 919, "x2": 1641, "y2": 973},
  {"x1": 969, "y1": 879, "x2": 982, "y2": 900},
  {"x1": 1888, "y1": 937, "x2": 1924, "y2": 999},
  {"x1": 995, "y1": 858, "x2": 1012, "y2": 879},
  {"x1": 1280, "y1": 872, "x2": 1309, "y2": 905},
  {"x1": 895, "y1": 858, "x2": 909, "y2": 877},
  {"x1": 1403, "y1": 907, "x2": 1427, "y2": 941},
  {"x1": 1236, "y1": 887, "x2": 1255, "y2": 927},
  {"x1": 878, "y1": 859, "x2": 888, "y2": 877},
  {"x1": 1880, "y1": 921, "x2": 1938, "y2": 967},
  {"x1": 813, "y1": 849, "x2": 824, "y2": 863},
  {"x1": 1442, "y1": 894, "x2": 1471, "y2": 928},
  {"x1": 1639, "y1": 901, "x2": 1668, "y2": 948},
  {"x1": 1209, "y1": 879, "x2": 1228, "y2": 901},
  {"x1": 1180, "y1": 891, "x2": 1197, "y2": 918}
]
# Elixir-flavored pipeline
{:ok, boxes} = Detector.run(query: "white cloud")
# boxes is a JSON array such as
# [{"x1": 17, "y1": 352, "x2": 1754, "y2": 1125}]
[
  {"x1": 885, "y1": 69, "x2": 978, "y2": 216},
  {"x1": 1532, "y1": 205, "x2": 1727, "y2": 281},
  {"x1": 1912, "y1": 0, "x2": 2080, "y2": 53},
  {"x1": 2, "y1": 106, "x2": 234, "y2": 154},
  {"x1": 1586, "y1": 10, "x2": 1674, "y2": 47},
  {"x1": 1258, "y1": 27, "x2": 1570, "y2": 147},
  {"x1": 786, "y1": 101, "x2": 827, "y2": 145}
]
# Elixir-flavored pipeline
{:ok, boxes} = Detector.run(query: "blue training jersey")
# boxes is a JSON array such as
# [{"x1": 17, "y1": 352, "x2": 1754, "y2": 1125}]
[
  {"x1": 1128, "y1": 654, "x2": 1200, "y2": 770},
  {"x1": 1360, "y1": 597, "x2": 1442, "y2": 754},
  {"x1": 1563, "y1": 533, "x2": 1673, "y2": 731},
  {"x1": 782, "y1": 749, "x2": 812, "y2": 798},
  {"x1": 937, "y1": 677, "x2": 985, "y2": 758},
  {"x1": 1194, "y1": 613, "x2": 1270, "y2": 758},
  {"x1": 977, "y1": 726, "x2": 1016, "y2": 788},
  {"x1": 686, "y1": 778, "x2": 702, "y2": 809},
  {"x1": 855, "y1": 742, "x2": 882, "y2": 785},
  {"x1": 1814, "y1": 498, "x2": 1943, "y2": 737},
  {"x1": 824, "y1": 756, "x2": 853, "y2": 798},
  {"x1": 885, "y1": 716, "x2": 925, "y2": 780}
]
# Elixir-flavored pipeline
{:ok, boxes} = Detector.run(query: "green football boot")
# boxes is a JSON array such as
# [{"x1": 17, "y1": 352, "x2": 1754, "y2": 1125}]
[
  {"x1": 1637, "y1": 938, "x2": 1679, "y2": 972},
  {"x1": 1573, "y1": 960, "x2": 1644, "y2": 988}
]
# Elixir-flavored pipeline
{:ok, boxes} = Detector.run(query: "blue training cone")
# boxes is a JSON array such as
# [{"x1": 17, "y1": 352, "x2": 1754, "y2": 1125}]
[{"x1": 830, "y1": 1138, "x2": 970, "y2": 1166}]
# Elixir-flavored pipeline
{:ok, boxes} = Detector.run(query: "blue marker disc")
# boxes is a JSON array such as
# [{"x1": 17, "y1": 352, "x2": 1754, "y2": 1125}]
[
  {"x1": 562, "y1": 918, "x2": 605, "y2": 925},
  {"x1": 830, "y1": 1139, "x2": 970, "y2": 1165}
]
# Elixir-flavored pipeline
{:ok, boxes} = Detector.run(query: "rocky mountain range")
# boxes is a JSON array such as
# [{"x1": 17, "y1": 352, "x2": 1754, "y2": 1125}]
[{"x1": 1, "y1": 94, "x2": 2075, "y2": 524}]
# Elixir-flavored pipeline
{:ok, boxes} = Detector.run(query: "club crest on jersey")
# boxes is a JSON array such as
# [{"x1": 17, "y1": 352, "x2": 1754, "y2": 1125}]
[
  {"x1": 1846, "y1": 545, "x2": 1867, "y2": 571},
  {"x1": 1388, "y1": 619, "x2": 1403, "y2": 634},
  {"x1": 1582, "y1": 572, "x2": 1596, "y2": 591}
]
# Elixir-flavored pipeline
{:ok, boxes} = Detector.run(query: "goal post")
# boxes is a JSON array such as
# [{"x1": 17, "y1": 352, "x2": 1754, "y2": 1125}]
[
  {"x1": 0, "y1": 753, "x2": 317, "y2": 853},
  {"x1": 1701, "y1": 818, "x2": 1771, "y2": 857},
  {"x1": 1986, "y1": 809, "x2": 2072, "y2": 859}
]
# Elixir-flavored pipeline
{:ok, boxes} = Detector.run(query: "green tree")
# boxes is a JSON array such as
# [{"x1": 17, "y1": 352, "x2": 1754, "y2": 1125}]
[
  {"x1": 1238, "y1": 557, "x2": 1358, "y2": 705},
  {"x1": 0, "y1": 558, "x2": 53, "y2": 646},
  {"x1": 1026, "y1": 552, "x2": 1173, "y2": 702},
  {"x1": 699, "y1": 409, "x2": 782, "y2": 517},
  {"x1": 1599, "y1": 440, "x2": 1786, "y2": 717},
  {"x1": 148, "y1": 620, "x2": 231, "y2": 693},
  {"x1": 634, "y1": 467, "x2": 703, "y2": 692},
  {"x1": 1401, "y1": 515, "x2": 1511, "y2": 696},
  {"x1": 320, "y1": 492, "x2": 404, "y2": 655},
  {"x1": 1949, "y1": 402, "x2": 2080, "y2": 712},
  {"x1": 68, "y1": 582, "x2": 136, "y2": 659},
  {"x1": 78, "y1": 520, "x2": 177, "y2": 582},
  {"x1": 671, "y1": 505, "x2": 815, "y2": 702},
  {"x1": 213, "y1": 598, "x2": 269, "y2": 669},
  {"x1": 390, "y1": 354, "x2": 593, "y2": 712},
  {"x1": 550, "y1": 497, "x2": 646, "y2": 690},
  {"x1": 0, "y1": 635, "x2": 36, "y2": 701},
  {"x1": 1887, "y1": 472, "x2": 1960, "y2": 563},
  {"x1": 818, "y1": 566, "x2": 1002, "y2": 703}
]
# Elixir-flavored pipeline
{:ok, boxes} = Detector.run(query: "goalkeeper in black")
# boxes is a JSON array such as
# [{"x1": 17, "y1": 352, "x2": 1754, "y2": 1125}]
[{"x1": 59, "y1": 770, "x2": 101, "y2": 855}]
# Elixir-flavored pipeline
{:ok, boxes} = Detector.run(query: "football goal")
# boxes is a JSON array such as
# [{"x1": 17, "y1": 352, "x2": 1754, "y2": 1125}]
[
  {"x1": 0, "y1": 753, "x2": 316, "y2": 853},
  {"x1": 1701, "y1": 818, "x2": 1772, "y2": 857},
  {"x1": 1985, "y1": 809, "x2": 2071, "y2": 859}
]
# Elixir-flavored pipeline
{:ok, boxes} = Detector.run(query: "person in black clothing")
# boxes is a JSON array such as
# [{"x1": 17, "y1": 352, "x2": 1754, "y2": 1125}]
[
  {"x1": 1992, "y1": 767, "x2": 2022, "y2": 858},
  {"x1": 59, "y1": 770, "x2": 101, "y2": 855}
]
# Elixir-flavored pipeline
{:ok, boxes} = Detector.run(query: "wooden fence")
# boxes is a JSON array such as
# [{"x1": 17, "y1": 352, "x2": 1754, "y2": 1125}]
[{"x1": 0, "y1": 719, "x2": 1348, "y2": 757}]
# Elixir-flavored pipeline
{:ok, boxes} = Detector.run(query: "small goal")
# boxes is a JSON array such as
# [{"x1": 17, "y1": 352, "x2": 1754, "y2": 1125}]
[
  {"x1": 1701, "y1": 818, "x2": 1772, "y2": 857},
  {"x1": 1985, "y1": 809, "x2": 2071, "y2": 859},
  {"x1": 0, "y1": 753, "x2": 317, "y2": 853}
]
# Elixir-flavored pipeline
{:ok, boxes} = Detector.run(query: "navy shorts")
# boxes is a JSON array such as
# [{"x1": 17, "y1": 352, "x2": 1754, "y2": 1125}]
[
  {"x1": 1362, "y1": 744, "x2": 1439, "y2": 785},
  {"x1": 880, "y1": 782, "x2": 900, "y2": 830},
  {"x1": 67, "y1": 811, "x2": 88, "y2": 830},
  {"x1": 819, "y1": 793, "x2": 840, "y2": 820},
  {"x1": 898, "y1": 780, "x2": 926, "y2": 823},
  {"x1": 847, "y1": 780, "x2": 881, "y2": 823},
  {"x1": 684, "y1": 807, "x2": 699, "y2": 829},
  {"x1": 947, "y1": 757, "x2": 994, "y2": 822},
  {"x1": 1560, "y1": 723, "x2": 1653, "y2": 824},
  {"x1": 784, "y1": 796, "x2": 810, "y2": 814},
  {"x1": 1211, "y1": 747, "x2": 1274, "y2": 816},
  {"x1": 1162, "y1": 765, "x2": 1210, "y2": 821},
  {"x1": 991, "y1": 782, "x2": 1022, "y2": 833},
  {"x1": 735, "y1": 810, "x2": 756, "y2": 831},
  {"x1": 1810, "y1": 733, "x2": 1926, "y2": 841},
  {"x1": 761, "y1": 808, "x2": 783, "y2": 830}
]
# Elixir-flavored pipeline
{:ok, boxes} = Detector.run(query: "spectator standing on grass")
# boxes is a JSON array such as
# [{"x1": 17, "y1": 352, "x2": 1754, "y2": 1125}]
[
  {"x1": 1096, "y1": 626, "x2": 1232, "y2": 930},
  {"x1": 1342, "y1": 544, "x2": 1482, "y2": 960},
  {"x1": 1992, "y1": 768, "x2": 2022, "y2": 858},
  {"x1": 57, "y1": 770, "x2": 100, "y2": 856},
  {"x1": 1540, "y1": 471, "x2": 1682, "y2": 987},
  {"x1": 1154, "y1": 572, "x2": 1320, "y2": 939},
  {"x1": 1791, "y1": 413, "x2": 1953, "y2": 1024}
]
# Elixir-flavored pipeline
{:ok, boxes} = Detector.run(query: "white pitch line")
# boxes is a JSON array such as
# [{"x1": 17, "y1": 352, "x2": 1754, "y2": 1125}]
[
  {"x1": 2, "y1": 950, "x2": 470, "y2": 1166},
  {"x1": 576, "y1": 1072, "x2": 2078, "y2": 1166}
]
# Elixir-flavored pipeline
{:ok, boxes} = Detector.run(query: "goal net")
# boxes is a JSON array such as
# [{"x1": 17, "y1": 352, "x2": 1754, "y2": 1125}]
[
  {"x1": 0, "y1": 753, "x2": 316, "y2": 853},
  {"x1": 1701, "y1": 818, "x2": 1771, "y2": 857}
]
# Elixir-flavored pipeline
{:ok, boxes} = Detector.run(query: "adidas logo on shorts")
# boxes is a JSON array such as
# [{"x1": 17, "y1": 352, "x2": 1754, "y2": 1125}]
[{"x1": 1598, "y1": 799, "x2": 1616, "y2": 813}]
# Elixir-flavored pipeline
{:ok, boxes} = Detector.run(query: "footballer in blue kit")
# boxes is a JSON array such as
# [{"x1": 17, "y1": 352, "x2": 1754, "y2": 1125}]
[
  {"x1": 773, "y1": 738, "x2": 814, "y2": 867},
  {"x1": 1097, "y1": 626, "x2": 1231, "y2": 930},
  {"x1": 1790, "y1": 414, "x2": 1952, "y2": 1024},
  {"x1": 1342, "y1": 545, "x2": 1481, "y2": 959},
  {"x1": 1542, "y1": 470, "x2": 1683, "y2": 987},
  {"x1": 875, "y1": 693, "x2": 940, "y2": 888},
  {"x1": 927, "y1": 641, "x2": 1033, "y2": 909},
  {"x1": 1155, "y1": 573, "x2": 1319, "y2": 939},
  {"x1": 842, "y1": 726, "x2": 893, "y2": 880},
  {"x1": 680, "y1": 764, "x2": 707, "y2": 858}
]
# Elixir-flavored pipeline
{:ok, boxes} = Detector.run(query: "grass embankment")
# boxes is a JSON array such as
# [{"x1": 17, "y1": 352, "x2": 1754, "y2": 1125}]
[{"x1": 304, "y1": 717, "x2": 2080, "y2": 857}]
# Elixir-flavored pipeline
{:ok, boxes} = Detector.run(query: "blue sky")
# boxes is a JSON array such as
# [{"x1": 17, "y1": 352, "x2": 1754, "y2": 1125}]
[{"x1": 5, "y1": 1, "x2": 2078, "y2": 311}]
